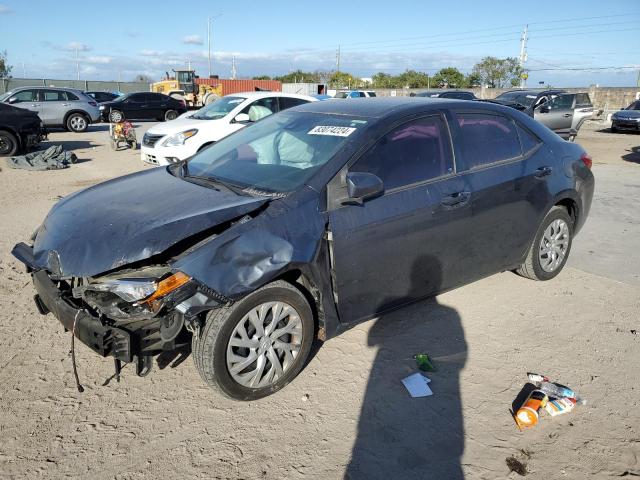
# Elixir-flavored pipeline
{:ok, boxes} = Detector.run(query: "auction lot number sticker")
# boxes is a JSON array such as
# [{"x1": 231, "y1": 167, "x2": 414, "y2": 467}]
[{"x1": 308, "y1": 126, "x2": 357, "y2": 137}]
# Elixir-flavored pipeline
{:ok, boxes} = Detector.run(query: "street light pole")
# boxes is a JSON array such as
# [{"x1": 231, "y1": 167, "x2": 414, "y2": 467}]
[{"x1": 207, "y1": 14, "x2": 223, "y2": 78}]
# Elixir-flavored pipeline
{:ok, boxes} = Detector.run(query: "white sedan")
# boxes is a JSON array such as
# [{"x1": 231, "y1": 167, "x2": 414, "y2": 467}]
[{"x1": 140, "y1": 92, "x2": 317, "y2": 166}]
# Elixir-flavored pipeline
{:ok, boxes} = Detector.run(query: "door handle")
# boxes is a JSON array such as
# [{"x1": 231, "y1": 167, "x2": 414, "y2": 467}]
[
  {"x1": 535, "y1": 166, "x2": 553, "y2": 178},
  {"x1": 61, "y1": 103, "x2": 70, "y2": 106},
  {"x1": 563, "y1": 113, "x2": 572, "y2": 117},
  {"x1": 441, "y1": 191, "x2": 471, "y2": 208}
]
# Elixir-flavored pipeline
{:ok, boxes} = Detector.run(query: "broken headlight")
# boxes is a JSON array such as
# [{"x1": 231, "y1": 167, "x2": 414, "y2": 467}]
[{"x1": 84, "y1": 278, "x2": 158, "y2": 302}]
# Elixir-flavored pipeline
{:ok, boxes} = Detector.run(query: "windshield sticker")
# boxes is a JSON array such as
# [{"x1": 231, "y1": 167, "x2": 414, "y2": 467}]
[
  {"x1": 526, "y1": 95, "x2": 537, "y2": 99},
  {"x1": 308, "y1": 126, "x2": 356, "y2": 137}
]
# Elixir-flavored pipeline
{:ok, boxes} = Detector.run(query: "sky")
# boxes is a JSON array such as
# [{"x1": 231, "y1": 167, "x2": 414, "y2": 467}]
[{"x1": 0, "y1": 0, "x2": 638, "y2": 87}]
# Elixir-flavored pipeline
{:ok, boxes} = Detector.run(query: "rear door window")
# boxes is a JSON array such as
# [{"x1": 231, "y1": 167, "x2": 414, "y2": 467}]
[
  {"x1": 350, "y1": 115, "x2": 454, "y2": 191},
  {"x1": 455, "y1": 112, "x2": 522, "y2": 170},
  {"x1": 549, "y1": 94, "x2": 574, "y2": 110},
  {"x1": 128, "y1": 93, "x2": 146, "y2": 103},
  {"x1": 41, "y1": 90, "x2": 66, "y2": 101},
  {"x1": 279, "y1": 96, "x2": 310, "y2": 111}
]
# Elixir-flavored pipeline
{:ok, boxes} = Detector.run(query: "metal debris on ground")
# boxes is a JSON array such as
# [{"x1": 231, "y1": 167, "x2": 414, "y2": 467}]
[{"x1": 6, "y1": 145, "x2": 77, "y2": 171}]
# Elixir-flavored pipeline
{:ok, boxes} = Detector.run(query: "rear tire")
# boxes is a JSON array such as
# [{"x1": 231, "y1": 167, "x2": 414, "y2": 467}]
[
  {"x1": 610, "y1": 126, "x2": 617, "y2": 133},
  {"x1": 0, "y1": 130, "x2": 19, "y2": 156},
  {"x1": 192, "y1": 280, "x2": 315, "y2": 400},
  {"x1": 516, "y1": 206, "x2": 573, "y2": 281},
  {"x1": 164, "y1": 109, "x2": 178, "y2": 121},
  {"x1": 66, "y1": 113, "x2": 89, "y2": 132}
]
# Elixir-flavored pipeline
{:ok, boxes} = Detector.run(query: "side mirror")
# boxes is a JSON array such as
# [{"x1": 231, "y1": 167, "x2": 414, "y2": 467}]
[
  {"x1": 538, "y1": 105, "x2": 551, "y2": 113},
  {"x1": 234, "y1": 113, "x2": 250, "y2": 123},
  {"x1": 8, "y1": 97, "x2": 18, "y2": 104},
  {"x1": 343, "y1": 172, "x2": 384, "y2": 205}
]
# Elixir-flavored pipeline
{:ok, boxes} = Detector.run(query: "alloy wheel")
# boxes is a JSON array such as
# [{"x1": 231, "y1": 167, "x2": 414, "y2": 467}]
[
  {"x1": 539, "y1": 219, "x2": 570, "y2": 273},
  {"x1": 70, "y1": 115, "x2": 87, "y2": 131},
  {"x1": 226, "y1": 301, "x2": 303, "y2": 389},
  {"x1": 110, "y1": 111, "x2": 123, "y2": 123}
]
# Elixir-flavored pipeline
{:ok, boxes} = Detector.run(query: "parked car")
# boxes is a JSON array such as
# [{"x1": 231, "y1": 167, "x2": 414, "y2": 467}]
[
  {"x1": 492, "y1": 89, "x2": 594, "y2": 140},
  {"x1": 12, "y1": 98, "x2": 594, "y2": 400},
  {"x1": 411, "y1": 90, "x2": 477, "y2": 100},
  {"x1": 140, "y1": 91, "x2": 317, "y2": 166},
  {"x1": 334, "y1": 90, "x2": 377, "y2": 98},
  {"x1": 0, "y1": 86, "x2": 101, "y2": 132},
  {"x1": 99, "y1": 92, "x2": 187, "y2": 123},
  {"x1": 85, "y1": 91, "x2": 121, "y2": 103},
  {"x1": 0, "y1": 103, "x2": 46, "y2": 156},
  {"x1": 611, "y1": 100, "x2": 640, "y2": 133}
]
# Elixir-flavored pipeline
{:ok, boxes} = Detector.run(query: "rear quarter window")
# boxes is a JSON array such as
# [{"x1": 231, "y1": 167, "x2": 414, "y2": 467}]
[
  {"x1": 65, "y1": 91, "x2": 80, "y2": 101},
  {"x1": 455, "y1": 112, "x2": 522, "y2": 170}
]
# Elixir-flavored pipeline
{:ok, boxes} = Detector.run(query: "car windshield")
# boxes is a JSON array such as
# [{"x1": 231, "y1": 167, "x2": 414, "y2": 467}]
[
  {"x1": 190, "y1": 96, "x2": 246, "y2": 120},
  {"x1": 495, "y1": 91, "x2": 538, "y2": 107},
  {"x1": 184, "y1": 111, "x2": 367, "y2": 193}
]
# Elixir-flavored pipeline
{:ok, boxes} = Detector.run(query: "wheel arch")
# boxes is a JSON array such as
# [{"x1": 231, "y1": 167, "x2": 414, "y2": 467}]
[
  {"x1": 273, "y1": 269, "x2": 326, "y2": 340},
  {"x1": 63, "y1": 109, "x2": 91, "y2": 125}
]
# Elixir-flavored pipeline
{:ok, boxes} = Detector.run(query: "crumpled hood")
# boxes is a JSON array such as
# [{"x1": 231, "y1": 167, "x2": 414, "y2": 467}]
[
  {"x1": 614, "y1": 110, "x2": 640, "y2": 119},
  {"x1": 32, "y1": 167, "x2": 268, "y2": 277}
]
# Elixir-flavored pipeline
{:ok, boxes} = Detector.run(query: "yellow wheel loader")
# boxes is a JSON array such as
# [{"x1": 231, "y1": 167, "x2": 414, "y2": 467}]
[{"x1": 151, "y1": 69, "x2": 222, "y2": 108}]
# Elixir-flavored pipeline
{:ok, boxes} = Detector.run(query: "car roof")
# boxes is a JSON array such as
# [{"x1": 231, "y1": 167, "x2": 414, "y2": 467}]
[
  {"x1": 292, "y1": 96, "x2": 514, "y2": 119},
  {"x1": 9, "y1": 85, "x2": 83, "y2": 93}
]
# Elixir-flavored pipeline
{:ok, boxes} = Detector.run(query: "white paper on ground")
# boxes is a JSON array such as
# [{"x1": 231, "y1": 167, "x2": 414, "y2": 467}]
[{"x1": 402, "y1": 373, "x2": 433, "y2": 398}]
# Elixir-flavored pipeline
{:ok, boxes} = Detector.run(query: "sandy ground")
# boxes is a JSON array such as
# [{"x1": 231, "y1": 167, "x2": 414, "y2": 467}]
[{"x1": 0, "y1": 120, "x2": 638, "y2": 480}]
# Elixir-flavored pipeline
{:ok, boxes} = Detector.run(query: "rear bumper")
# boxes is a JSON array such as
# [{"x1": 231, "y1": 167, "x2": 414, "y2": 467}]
[{"x1": 33, "y1": 270, "x2": 133, "y2": 362}]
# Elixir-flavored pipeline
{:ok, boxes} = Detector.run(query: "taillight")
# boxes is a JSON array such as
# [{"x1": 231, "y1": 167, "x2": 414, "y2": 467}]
[
  {"x1": 89, "y1": 101, "x2": 97, "y2": 106},
  {"x1": 581, "y1": 152, "x2": 592, "y2": 169}
]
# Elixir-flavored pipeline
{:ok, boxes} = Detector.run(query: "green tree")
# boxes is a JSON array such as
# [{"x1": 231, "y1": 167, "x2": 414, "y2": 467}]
[
  {"x1": 274, "y1": 70, "x2": 320, "y2": 83},
  {"x1": 252, "y1": 75, "x2": 271, "y2": 80},
  {"x1": 471, "y1": 56, "x2": 522, "y2": 88},
  {"x1": 329, "y1": 71, "x2": 360, "y2": 88},
  {"x1": 396, "y1": 69, "x2": 430, "y2": 88},
  {"x1": 465, "y1": 72, "x2": 482, "y2": 87},
  {"x1": 0, "y1": 50, "x2": 12, "y2": 78},
  {"x1": 371, "y1": 72, "x2": 394, "y2": 88},
  {"x1": 432, "y1": 67, "x2": 467, "y2": 88}
]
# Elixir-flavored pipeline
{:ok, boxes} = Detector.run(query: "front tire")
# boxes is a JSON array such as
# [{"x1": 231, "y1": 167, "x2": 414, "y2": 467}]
[
  {"x1": 193, "y1": 280, "x2": 314, "y2": 400},
  {"x1": 109, "y1": 110, "x2": 124, "y2": 123},
  {"x1": 164, "y1": 109, "x2": 178, "y2": 121},
  {"x1": 0, "y1": 130, "x2": 19, "y2": 156},
  {"x1": 516, "y1": 206, "x2": 573, "y2": 281},
  {"x1": 66, "y1": 113, "x2": 89, "y2": 132}
]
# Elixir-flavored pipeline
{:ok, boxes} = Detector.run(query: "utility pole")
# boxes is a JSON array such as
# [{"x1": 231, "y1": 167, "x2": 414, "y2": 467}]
[
  {"x1": 519, "y1": 24, "x2": 528, "y2": 88},
  {"x1": 336, "y1": 45, "x2": 341, "y2": 72},
  {"x1": 231, "y1": 55, "x2": 237, "y2": 80},
  {"x1": 22, "y1": 62, "x2": 26, "y2": 78},
  {"x1": 75, "y1": 46, "x2": 80, "y2": 81},
  {"x1": 207, "y1": 14, "x2": 223, "y2": 78}
]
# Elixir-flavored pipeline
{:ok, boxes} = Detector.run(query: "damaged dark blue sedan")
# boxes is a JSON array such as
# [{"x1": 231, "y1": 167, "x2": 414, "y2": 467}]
[{"x1": 12, "y1": 98, "x2": 594, "y2": 400}]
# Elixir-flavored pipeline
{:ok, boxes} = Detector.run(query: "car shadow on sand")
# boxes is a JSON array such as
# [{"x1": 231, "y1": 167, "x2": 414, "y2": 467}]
[
  {"x1": 346, "y1": 255, "x2": 466, "y2": 480},
  {"x1": 622, "y1": 146, "x2": 640, "y2": 164}
]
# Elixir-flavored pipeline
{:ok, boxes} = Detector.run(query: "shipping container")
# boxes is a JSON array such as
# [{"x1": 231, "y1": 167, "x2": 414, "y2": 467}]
[
  {"x1": 195, "y1": 78, "x2": 282, "y2": 95},
  {"x1": 282, "y1": 83, "x2": 328, "y2": 96}
]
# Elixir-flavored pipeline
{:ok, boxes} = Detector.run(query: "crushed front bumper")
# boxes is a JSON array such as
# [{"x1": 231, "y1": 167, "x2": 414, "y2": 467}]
[{"x1": 33, "y1": 270, "x2": 134, "y2": 362}]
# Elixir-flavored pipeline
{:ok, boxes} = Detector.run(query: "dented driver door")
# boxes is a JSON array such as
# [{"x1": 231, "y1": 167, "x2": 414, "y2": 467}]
[{"x1": 326, "y1": 114, "x2": 472, "y2": 325}]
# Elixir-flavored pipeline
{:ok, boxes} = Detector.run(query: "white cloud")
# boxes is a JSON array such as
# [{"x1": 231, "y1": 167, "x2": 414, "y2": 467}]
[
  {"x1": 183, "y1": 35, "x2": 203, "y2": 45},
  {"x1": 0, "y1": 4, "x2": 13, "y2": 14},
  {"x1": 64, "y1": 42, "x2": 92, "y2": 52},
  {"x1": 85, "y1": 56, "x2": 112, "y2": 64},
  {"x1": 140, "y1": 49, "x2": 165, "y2": 57}
]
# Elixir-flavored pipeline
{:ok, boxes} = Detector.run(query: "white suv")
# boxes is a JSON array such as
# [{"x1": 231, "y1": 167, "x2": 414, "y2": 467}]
[{"x1": 140, "y1": 92, "x2": 317, "y2": 166}]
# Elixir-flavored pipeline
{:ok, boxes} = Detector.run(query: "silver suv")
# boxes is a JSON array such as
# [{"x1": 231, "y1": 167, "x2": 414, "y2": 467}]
[{"x1": 0, "y1": 87, "x2": 101, "y2": 132}]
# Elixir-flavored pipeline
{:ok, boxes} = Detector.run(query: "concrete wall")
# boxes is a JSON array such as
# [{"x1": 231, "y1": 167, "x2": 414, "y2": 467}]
[
  {"x1": 0, "y1": 78, "x2": 150, "y2": 94},
  {"x1": 373, "y1": 86, "x2": 640, "y2": 114}
]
